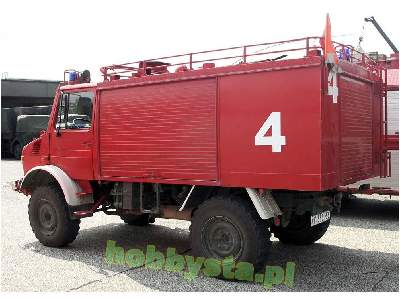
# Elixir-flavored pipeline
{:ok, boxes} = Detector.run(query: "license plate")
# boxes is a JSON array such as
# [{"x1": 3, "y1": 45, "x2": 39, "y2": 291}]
[{"x1": 310, "y1": 211, "x2": 331, "y2": 227}]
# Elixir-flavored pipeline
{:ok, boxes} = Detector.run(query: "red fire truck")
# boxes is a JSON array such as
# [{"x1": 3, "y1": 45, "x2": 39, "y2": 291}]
[{"x1": 15, "y1": 18, "x2": 390, "y2": 269}]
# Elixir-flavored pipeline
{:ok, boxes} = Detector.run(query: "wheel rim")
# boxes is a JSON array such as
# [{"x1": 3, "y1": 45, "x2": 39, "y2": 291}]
[
  {"x1": 38, "y1": 199, "x2": 57, "y2": 235},
  {"x1": 201, "y1": 216, "x2": 243, "y2": 260}
]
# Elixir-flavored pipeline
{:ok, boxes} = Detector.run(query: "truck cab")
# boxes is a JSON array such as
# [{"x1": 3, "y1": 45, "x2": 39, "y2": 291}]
[{"x1": 22, "y1": 83, "x2": 96, "y2": 181}]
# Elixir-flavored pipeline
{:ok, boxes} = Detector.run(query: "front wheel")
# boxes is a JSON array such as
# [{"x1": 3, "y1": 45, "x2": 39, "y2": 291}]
[
  {"x1": 28, "y1": 184, "x2": 80, "y2": 247},
  {"x1": 190, "y1": 195, "x2": 271, "y2": 271},
  {"x1": 272, "y1": 212, "x2": 330, "y2": 245}
]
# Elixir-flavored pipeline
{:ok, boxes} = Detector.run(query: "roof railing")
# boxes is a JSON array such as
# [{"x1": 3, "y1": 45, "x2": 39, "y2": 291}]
[{"x1": 99, "y1": 36, "x2": 383, "y2": 81}]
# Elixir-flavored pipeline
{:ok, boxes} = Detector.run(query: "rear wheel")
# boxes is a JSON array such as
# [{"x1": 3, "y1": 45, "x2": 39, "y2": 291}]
[
  {"x1": 272, "y1": 212, "x2": 330, "y2": 245},
  {"x1": 28, "y1": 184, "x2": 80, "y2": 247},
  {"x1": 120, "y1": 214, "x2": 155, "y2": 226},
  {"x1": 190, "y1": 195, "x2": 271, "y2": 271}
]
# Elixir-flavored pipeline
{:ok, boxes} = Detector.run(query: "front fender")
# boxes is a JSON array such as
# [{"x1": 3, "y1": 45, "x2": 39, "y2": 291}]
[{"x1": 20, "y1": 165, "x2": 93, "y2": 206}]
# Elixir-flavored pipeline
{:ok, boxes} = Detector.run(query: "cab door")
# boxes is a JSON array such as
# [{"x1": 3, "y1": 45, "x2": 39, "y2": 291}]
[{"x1": 49, "y1": 89, "x2": 95, "y2": 180}]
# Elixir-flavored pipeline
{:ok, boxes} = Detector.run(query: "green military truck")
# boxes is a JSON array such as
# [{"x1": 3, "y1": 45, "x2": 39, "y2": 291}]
[
  {"x1": 1, "y1": 106, "x2": 52, "y2": 159},
  {"x1": 13, "y1": 115, "x2": 50, "y2": 159},
  {"x1": 1, "y1": 108, "x2": 17, "y2": 157}
]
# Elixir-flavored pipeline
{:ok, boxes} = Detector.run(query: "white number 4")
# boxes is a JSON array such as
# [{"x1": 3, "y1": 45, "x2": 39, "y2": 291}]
[{"x1": 255, "y1": 112, "x2": 286, "y2": 152}]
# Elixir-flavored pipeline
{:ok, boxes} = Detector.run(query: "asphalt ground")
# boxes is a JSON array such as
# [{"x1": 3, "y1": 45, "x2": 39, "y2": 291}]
[{"x1": 1, "y1": 159, "x2": 399, "y2": 292}]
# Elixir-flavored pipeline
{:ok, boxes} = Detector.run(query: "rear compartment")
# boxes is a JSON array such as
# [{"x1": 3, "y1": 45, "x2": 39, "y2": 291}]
[{"x1": 96, "y1": 46, "x2": 386, "y2": 191}]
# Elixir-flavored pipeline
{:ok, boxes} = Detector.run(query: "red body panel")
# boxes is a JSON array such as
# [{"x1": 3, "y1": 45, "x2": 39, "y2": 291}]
[
  {"x1": 98, "y1": 79, "x2": 218, "y2": 181},
  {"x1": 21, "y1": 39, "x2": 385, "y2": 192},
  {"x1": 218, "y1": 63, "x2": 322, "y2": 190},
  {"x1": 321, "y1": 63, "x2": 383, "y2": 188},
  {"x1": 49, "y1": 129, "x2": 94, "y2": 180},
  {"x1": 339, "y1": 75, "x2": 374, "y2": 184}
]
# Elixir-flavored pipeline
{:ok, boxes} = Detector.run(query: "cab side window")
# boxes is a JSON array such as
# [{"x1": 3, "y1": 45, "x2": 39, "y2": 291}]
[{"x1": 56, "y1": 91, "x2": 94, "y2": 129}]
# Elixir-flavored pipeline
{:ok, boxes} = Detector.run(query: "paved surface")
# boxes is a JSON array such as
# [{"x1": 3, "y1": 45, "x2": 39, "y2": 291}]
[{"x1": 1, "y1": 159, "x2": 398, "y2": 292}]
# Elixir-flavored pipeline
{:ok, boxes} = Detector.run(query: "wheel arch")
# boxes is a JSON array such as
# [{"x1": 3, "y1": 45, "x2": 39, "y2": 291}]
[
  {"x1": 21, "y1": 165, "x2": 93, "y2": 206},
  {"x1": 181, "y1": 186, "x2": 282, "y2": 220}
]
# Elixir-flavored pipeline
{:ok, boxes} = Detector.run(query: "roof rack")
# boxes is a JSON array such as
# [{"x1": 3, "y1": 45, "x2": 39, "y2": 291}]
[{"x1": 99, "y1": 36, "x2": 383, "y2": 81}]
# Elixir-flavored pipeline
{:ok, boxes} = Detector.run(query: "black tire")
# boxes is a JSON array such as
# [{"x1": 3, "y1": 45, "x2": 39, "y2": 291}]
[
  {"x1": 272, "y1": 212, "x2": 330, "y2": 245},
  {"x1": 28, "y1": 184, "x2": 80, "y2": 247},
  {"x1": 341, "y1": 192, "x2": 355, "y2": 209},
  {"x1": 13, "y1": 143, "x2": 22, "y2": 159},
  {"x1": 120, "y1": 214, "x2": 155, "y2": 226},
  {"x1": 190, "y1": 195, "x2": 271, "y2": 271}
]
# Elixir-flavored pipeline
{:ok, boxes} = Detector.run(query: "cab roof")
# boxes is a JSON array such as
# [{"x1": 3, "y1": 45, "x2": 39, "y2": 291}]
[{"x1": 59, "y1": 82, "x2": 97, "y2": 91}]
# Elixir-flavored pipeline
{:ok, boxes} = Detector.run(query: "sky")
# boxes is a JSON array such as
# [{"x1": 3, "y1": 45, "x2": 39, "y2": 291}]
[{"x1": 0, "y1": 0, "x2": 398, "y2": 82}]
